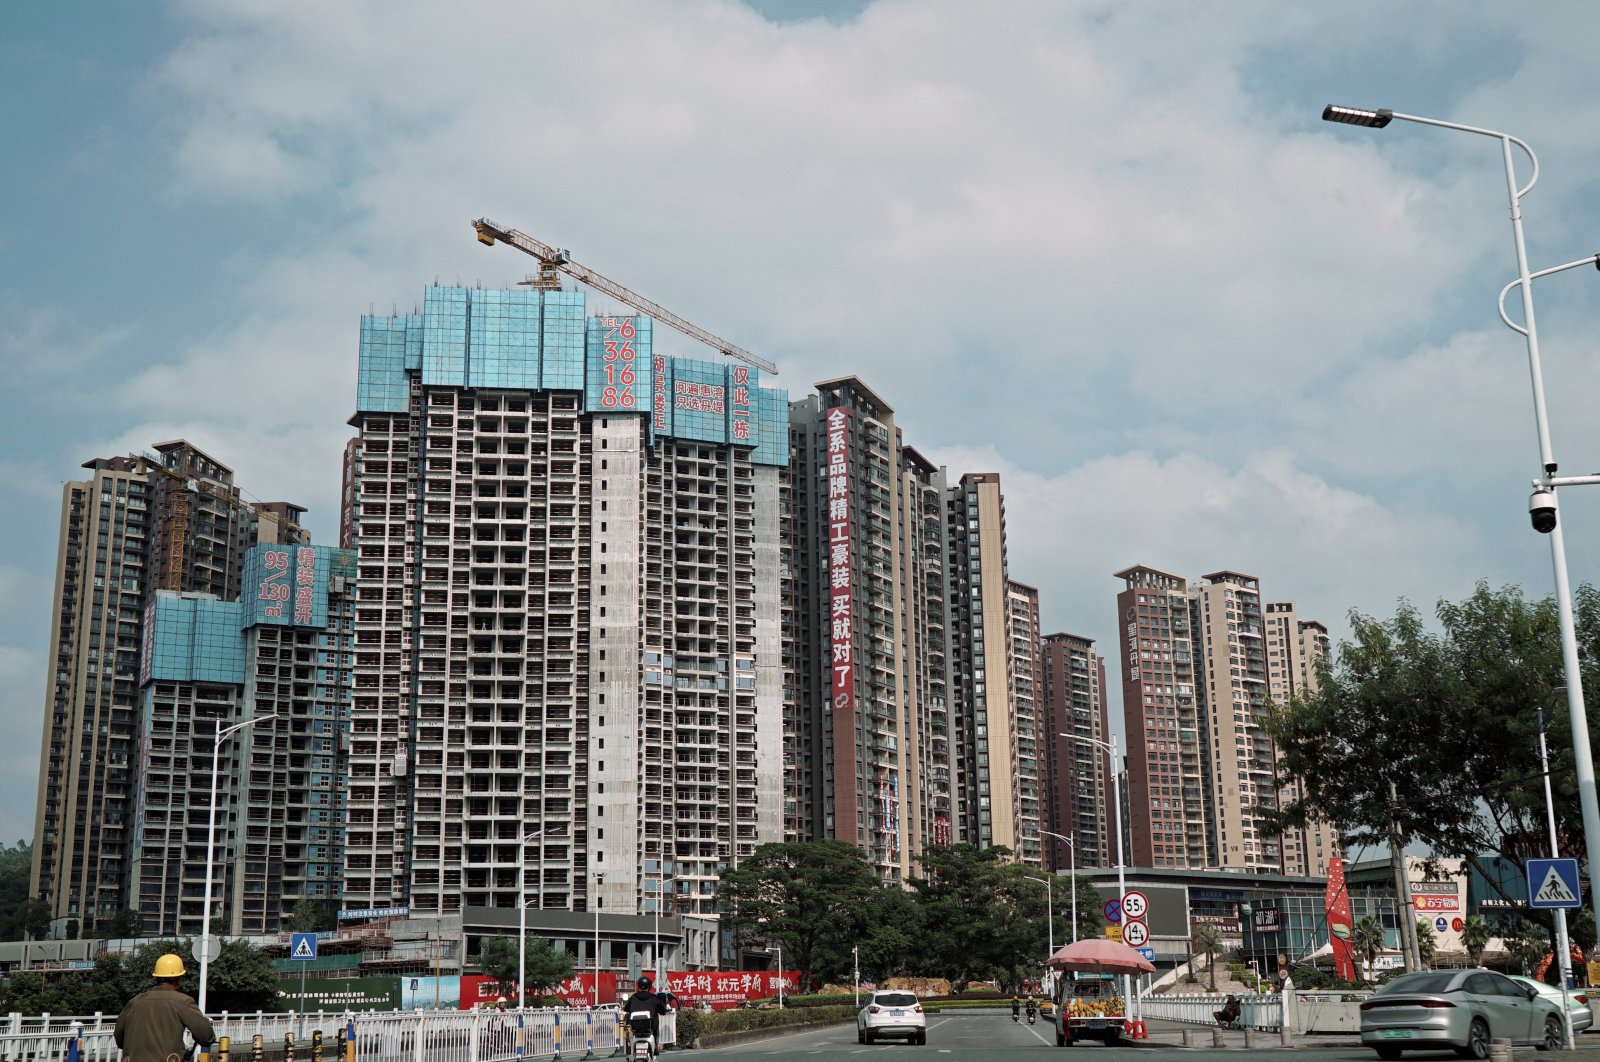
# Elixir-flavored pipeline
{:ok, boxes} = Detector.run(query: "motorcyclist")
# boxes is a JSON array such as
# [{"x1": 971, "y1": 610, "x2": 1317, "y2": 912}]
[
  {"x1": 623, "y1": 975, "x2": 663, "y2": 1056},
  {"x1": 1011, "y1": 994, "x2": 1022, "y2": 1021},
  {"x1": 1026, "y1": 996, "x2": 1039, "y2": 1024},
  {"x1": 114, "y1": 954, "x2": 215, "y2": 1062}
]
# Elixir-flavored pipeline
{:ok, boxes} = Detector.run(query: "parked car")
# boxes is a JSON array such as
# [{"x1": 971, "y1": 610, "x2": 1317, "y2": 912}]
[
  {"x1": 857, "y1": 989, "x2": 927, "y2": 1044},
  {"x1": 1359, "y1": 969, "x2": 1564, "y2": 1059},
  {"x1": 1507, "y1": 975, "x2": 1593, "y2": 1035}
]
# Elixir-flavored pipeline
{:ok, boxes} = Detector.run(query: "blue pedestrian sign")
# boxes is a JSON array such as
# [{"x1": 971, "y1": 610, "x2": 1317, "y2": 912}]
[
  {"x1": 1528, "y1": 858, "x2": 1582, "y2": 909},
  {"x1": 1135, "y1": 947, "x2": 1156, "y2": 961},
  {"x1": 290, "y1": 932, "x2": 318, "y2": 960}
]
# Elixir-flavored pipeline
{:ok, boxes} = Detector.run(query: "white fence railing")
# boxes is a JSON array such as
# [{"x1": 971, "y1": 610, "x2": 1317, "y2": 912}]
[
  {"x1": 0, "y1": 1007, "x2": 657, "y2": 1062},
  {"x1": 1137, "y1": 992, "x2": 1284, "y2": 1030}
]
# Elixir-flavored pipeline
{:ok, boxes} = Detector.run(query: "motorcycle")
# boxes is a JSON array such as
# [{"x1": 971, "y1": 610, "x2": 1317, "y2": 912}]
[
  {"x1": 1011, "y1": 1001, "x2": 1021, "y2": 1023},
  {"x1": 1026, "y1": 1002, "x2": 1038, "y2": 1026},
  {"x1": 628, "y1": 1011, "x2": 657, "y2": 1061}
]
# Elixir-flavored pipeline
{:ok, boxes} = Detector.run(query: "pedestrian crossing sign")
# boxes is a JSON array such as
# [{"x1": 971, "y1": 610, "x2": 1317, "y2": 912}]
[
  {"x1": 1528, "y1": 858, "x2": 1582, "y2": 909},
  {"x1": 291, "y1": 932, "x2": 318, "y2": 960}
]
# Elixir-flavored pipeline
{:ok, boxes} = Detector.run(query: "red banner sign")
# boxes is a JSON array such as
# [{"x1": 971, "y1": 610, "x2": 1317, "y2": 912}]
[
  {"x1": 1324, "y1": 856, "x2": 1356, "y2": 982},
  {"x1": 826, "y1": 406, "x2": 853, "y2": 713}
]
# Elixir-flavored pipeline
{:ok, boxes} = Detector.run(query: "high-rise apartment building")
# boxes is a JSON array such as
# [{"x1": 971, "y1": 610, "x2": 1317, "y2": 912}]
[
  {"x1": 130, "y1": 543, "x2": 354, "y2": 935},
  {"x1": 1002, "y1": 582, "x2": 1044, "y2": 865},
  {"x1": 787, "y1": 380, "x2": 954, "y2": 881},
  {"x1": 1116, "y1": 565, "x2": 1330, "y2": 876},
  {"x1": 30, "y1": 441, "x2": 307, "y2": 932},
  {"x1": 347, "y1": 286, "x2": 788, "y2": 947},
  {"x1": 1041, "y1": 632, "x2": 1109, "y2": 872},
  {"x1": 1115, "y1": 565, "x2": 1208, "y2": 870},
  {"x1": 1191, "y1": 571, "x2": 1278, "y2": 872},
  {"x1": 945, "y1": 474, "x2": 1024, "y2": 855},
  {"x1": 1264, "y1": 601, "x2": 1335, "y2": 877}
]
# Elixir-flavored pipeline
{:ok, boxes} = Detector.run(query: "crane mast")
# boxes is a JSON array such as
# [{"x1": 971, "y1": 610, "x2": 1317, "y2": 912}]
[{"x1": 472, "y1": 217, "x2": 779, "y2": 375}]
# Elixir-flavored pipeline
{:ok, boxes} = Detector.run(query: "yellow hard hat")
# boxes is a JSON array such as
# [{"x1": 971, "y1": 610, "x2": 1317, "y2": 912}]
[{"x1": 154, "y1": 954, "x2": 186, "y2": 978}]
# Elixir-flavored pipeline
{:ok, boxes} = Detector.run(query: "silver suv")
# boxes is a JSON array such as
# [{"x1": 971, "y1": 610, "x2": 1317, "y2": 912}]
[{"x1": 857, "y1": 990, "x2": 928, "y2": 1045}]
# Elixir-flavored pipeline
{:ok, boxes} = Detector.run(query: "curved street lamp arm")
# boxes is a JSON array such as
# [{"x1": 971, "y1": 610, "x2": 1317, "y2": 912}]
[{"x1": 1499, "y1": 254, "x2": 1600, "y2": 337}]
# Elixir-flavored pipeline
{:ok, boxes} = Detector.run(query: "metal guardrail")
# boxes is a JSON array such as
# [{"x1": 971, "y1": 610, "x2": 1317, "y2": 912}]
[
  {"x1": 0, "y1": 1007, "x2": 653, "y2": 1062},
  {"x1": 1137, "y1": 992, "x2": 1285, "y2": 1030}
]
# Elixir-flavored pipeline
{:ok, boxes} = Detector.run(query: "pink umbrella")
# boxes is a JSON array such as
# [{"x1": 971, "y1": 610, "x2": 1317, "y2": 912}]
[{"x1": 1044, "y1": 938, "x2": 1157, "y2": 974}]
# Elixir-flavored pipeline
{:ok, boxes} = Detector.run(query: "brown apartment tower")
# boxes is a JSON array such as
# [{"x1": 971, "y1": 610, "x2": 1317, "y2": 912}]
[
  {"x1": 1041, "y1": 632, "x2": 1110, "y2": 872},
  {"x1": 30, "y1": 441, "x2": 307, "y2": 932}
]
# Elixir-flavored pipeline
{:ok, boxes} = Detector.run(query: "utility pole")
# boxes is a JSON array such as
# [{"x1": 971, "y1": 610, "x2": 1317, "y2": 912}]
[{"x1": 1388, "y1": 780, "x2": 1420, "y2": 971}]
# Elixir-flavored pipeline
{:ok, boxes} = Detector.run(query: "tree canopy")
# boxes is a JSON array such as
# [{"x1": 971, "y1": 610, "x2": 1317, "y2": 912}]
[{"x1": 1268, "y1": 581, "x2": 1600, "y2": 937}]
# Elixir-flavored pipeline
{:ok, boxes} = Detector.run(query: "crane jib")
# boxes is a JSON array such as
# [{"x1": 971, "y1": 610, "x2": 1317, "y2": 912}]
[{"x1": 470, "y1": 217, "x2": 778, "y2": 375}]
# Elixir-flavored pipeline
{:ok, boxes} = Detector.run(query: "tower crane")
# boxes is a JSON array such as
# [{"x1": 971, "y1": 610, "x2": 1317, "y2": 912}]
[{"x1": 472, "y1": 218, "x2": 779, "y2": 375}]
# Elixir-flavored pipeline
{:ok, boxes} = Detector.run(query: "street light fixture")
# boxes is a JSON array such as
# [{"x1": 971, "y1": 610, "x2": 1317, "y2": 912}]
[
  {"x1": 1322, "y1": 103, "x2": 1600, "y2": 943},
  {"x1": 1026, "y1": 875, "x2": 1055, "y2": 965},
  {"x1": 199, "y1": 713, "x2": 278, "y2": 1013},
  {"x1": 1040, "y1": 830, "x2": 1078, "y2": 943},
  {"x1": 768, "y1": 945, "x2": 784, "y2": 1008},
  {"x1": 517, "y1": 829, "x2": 545, "y2": 1010},
  {"x1": 651, "y1": 859, "x2": 674, "y2": 984}
]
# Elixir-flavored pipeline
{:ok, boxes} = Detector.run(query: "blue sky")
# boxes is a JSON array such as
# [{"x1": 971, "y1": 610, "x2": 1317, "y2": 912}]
[{"x1": 4, "y1": 1, "x2": 1600, "y2": 846}]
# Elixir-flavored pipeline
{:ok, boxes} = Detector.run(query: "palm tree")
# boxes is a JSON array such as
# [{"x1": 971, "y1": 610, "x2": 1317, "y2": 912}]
[
  {"x1": 1415, "y1": 920, "x2": 1437, "y2": 969},
  {"x1": 1192, "y1": 923, "x2": 1226, "y2": 991},
  {"x1": 1460, "y1": 916, "x2": 1492, "y2": 968},
  {"x1": 1351, "y1": 915, "x2": 1387, "y2": 984}
]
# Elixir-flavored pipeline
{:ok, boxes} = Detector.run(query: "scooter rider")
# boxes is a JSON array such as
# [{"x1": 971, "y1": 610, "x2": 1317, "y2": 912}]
[
  {"x1": 1026, "y1": 997, "x2": 1039, "y2": 1024},
  {"x1": 623, "y1": 975, "x2": 663, "y2": 1057},
  {"x1": 1011, "y1": 994, "x2": 1022, "y2": 1021}
]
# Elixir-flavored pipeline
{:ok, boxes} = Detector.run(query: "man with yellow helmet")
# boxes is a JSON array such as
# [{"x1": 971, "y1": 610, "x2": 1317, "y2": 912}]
[{"x1": 115, "y1": 954, "x2": 215, "y2": 1062}]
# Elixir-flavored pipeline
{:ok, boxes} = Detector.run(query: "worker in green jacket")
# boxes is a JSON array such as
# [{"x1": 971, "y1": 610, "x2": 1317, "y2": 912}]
[{"x1": 115, "y1": 954, "x2": 215, "y2": 1062}]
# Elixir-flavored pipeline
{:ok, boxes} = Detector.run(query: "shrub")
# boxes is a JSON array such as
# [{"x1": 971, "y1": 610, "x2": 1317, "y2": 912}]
[{"x1": 686, "y1": 1004, "x2": 857, "y2": 1043}]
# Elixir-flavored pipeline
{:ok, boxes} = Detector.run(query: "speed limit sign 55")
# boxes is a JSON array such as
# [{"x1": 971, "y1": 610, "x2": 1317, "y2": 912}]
[
  {"x1": 1122, "y1": 919, "x2": 1150, "y2": 948},
  {"x1": 1121, "y1": 891, "x2": 1149, "y2": 920}
]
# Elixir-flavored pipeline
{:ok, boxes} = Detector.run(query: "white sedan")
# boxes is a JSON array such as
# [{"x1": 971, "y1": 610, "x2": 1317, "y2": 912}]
[
  {"x1": 1508, "y1": 975, "x2": 1593, "y2": 1035},
  {"x1": 857, "y1": 990, "x2": 927, "y2": 1045}
]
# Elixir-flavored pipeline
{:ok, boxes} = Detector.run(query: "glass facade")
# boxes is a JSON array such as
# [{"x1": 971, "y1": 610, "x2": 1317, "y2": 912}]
[{"x1": 143, "y1": 595, "x2": 245, "y2": 684}]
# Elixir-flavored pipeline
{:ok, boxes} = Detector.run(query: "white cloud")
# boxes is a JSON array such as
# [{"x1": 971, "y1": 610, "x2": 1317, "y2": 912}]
[{"x1": 8, "y1": 1, "x2": 1600, "y2": 843}]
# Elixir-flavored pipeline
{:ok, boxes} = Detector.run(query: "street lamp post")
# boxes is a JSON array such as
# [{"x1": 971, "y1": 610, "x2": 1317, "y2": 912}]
[
  {"x1": 593, "y1": 872, "x2": 605, "y2": 1007},
  {"x1": 517, "y1": 829, "x2": 544, "y2": 1010},
  {"x1": 1040, "y1": 829, "x2": 1077, "y2": 943},
  {"x1": 768, "y1": 945, "x2": 784, "y2": 1008},
  {"x1": 199, "y1": 713, "x2": 277, "y2": 1013},
  {"x1": 652, "y1": 860, "x2": 673, "y2": 984},
  {"x1": 1027, "y1": 875, "x2": 1055, "y2": 977},
  {"x1": 1066, "y1": 734, "x2": 1126, "y2": 1009},
  {"x1": 1322, "y1": 103, "x2": 1600, "y2": 941}
]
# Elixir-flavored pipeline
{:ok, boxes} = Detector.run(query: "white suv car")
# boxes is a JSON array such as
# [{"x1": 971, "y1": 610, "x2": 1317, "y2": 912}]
[{"x1": 858, "y1": 990, "x2": 928, "y2": 1044}]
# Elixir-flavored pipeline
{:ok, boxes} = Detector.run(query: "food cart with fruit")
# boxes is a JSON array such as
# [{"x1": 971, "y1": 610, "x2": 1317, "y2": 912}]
[{"x1": 1045, "y1": 938, "x2": 1156, "y2": 1047}]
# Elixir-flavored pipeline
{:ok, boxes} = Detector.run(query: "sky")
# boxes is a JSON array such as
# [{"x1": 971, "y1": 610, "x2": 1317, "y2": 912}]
[{"x1": 4, "y1": 1, "x2": 1600, "y2": 847}]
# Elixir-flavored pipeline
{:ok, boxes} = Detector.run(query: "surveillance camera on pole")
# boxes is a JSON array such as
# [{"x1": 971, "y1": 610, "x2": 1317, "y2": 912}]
[{"x1": 1530, "y1": 489, "x2": 1558, "y2": 534}]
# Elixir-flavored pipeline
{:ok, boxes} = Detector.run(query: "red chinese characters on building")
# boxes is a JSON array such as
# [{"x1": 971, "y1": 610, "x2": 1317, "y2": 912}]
[
  {"x1": 598, "y1": 317, "x2": 639, "y2": 409},
  {"x1": 293, "y1": 546, "x2": 317, "y2": 625},
  {"x1": 258, "y1": 548, "x2": 292, "y2": 619},
  {"x1": 652, "y1": 355, "x2": 669, "y2": 432},
  {"x1": 826, "y1": 406, "x2": 853, "y2": 713},
  {"x1": 730, "y1": 366, "x2": 752, "y2": 442},
  {"x1": 672, "y1": 379, "x2": 725, "y2": 414}
]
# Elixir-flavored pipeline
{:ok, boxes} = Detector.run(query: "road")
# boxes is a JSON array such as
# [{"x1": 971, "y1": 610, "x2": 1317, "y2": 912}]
[{"x1": 688, "y1": 1011, "x2": 1600, "y2": 1061}]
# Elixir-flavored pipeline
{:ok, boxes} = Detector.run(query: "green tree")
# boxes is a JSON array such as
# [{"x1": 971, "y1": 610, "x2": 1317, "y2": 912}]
[
  {"x1": 1192, "y1": 923, "x2": 1225, "y2": 991},
  {"x1": 1269, "y1": 583, "x2": 1600, "y2": 941},
  {"x1": 1068, "y1": 877, "x2": 1105, "y2": 945},
  {"x1": 283, "y1": 899, "x2": 339, "y2": 934},
  {"x1": 1460, "y1": 915, "x2": 1492, "y2": 968},
  {"x1": 1415, "y1": 920, "x2": 1436, "y2": 969},
  {"x1": 520, "y1": 937, "x2": 574, "y2": 995},
  {"x1": 101, "y1": 908, "x2": 144, "y2": 939},
  {"x1": 906, "y1": 845, "x2": 1021, "y2": 988},
  {"x1": 718, "y1": 839, "x2": 882, "y2": 985},
  {"x1": 1352, "y1": 916, "x2": 1386, "y2": 984},
  {"x1": 0, "y1": 841, "x2": 37, "y2": 941},
  {"x1": 479, "y1": 936, "x2": 520, "y2": 994}
]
